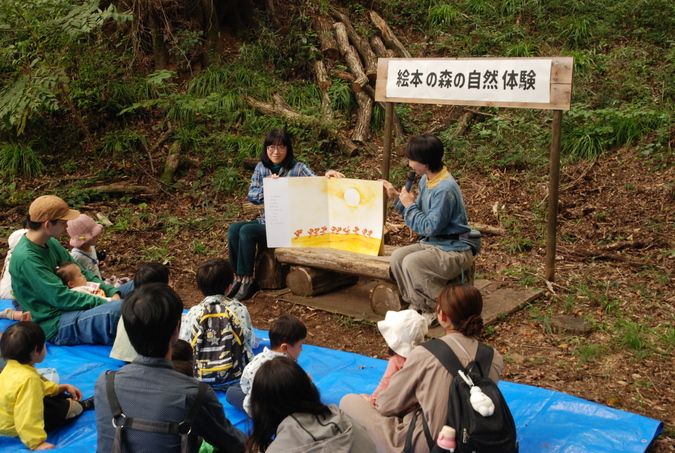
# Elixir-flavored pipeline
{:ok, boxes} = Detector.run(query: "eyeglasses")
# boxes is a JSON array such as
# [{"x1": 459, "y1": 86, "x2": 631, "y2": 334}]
[{"x1": 267, "y1": 145, "x2": 287, "y2": 153}]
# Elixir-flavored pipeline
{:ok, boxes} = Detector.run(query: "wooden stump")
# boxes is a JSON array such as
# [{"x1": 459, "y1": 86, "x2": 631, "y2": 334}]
[
  {"x1": 370, "y1": 282, "x2": 401, "y2": 315},
  {"x1": 254, "y1": 249, "x2": 287, "y2": 290},
  {"x1": 286, "y1": 266, "x2": 358, "y2": 297}
]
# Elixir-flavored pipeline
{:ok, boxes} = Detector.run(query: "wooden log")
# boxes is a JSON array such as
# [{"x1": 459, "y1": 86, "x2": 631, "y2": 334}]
[
  {"x1": 369, "y1": 10, "x2": 411, "y2": 58},
  {"x1": 333, "y1": 22, "x2": 369, "y2": 91},
  {"x1": 255, "y1": 248, "x2": 287, "y2": 290},
  {"x1": 329, "y1": 8, "x2": 378, "y2": 81},
  {"x1": 370, "y1": 35, "x2": 396, "y2": 58},
  {"x1": 286, "y1": 266, "x2": 358, "y2": 297},
  {"x1": 370, "y1": 281, "x2": 401, "y2": 315},
  {"x1": 352, "y1": 90, "x2": 373, "y2": 143},
  {"x1": 362, "y1": 84, "x2": 404, "y2": 139},
  {"x1": 312, "y1": 15, "x2": 340, "y2": 60},
  {"x1": 275, "y1": 247, "x2": 392, "y2": 281},
  {"x1": 312, "y1": 60, "x2": 334, "y2": 121},
  {"x1": 244, "y1": 95, "x2": 360, "y2": 157},
  {"x1": 88, "y1": 182, "x2": 154, "y2": 196}
]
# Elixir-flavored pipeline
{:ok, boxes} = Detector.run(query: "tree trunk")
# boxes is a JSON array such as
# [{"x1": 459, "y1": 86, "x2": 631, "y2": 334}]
[
  {"x1": 200, "y1": 0, "x2": 221, "y2": 62},
  {"x1": 329, "y1": 9, "x2": 378, "y2": 81},
  {"x1": 149, "y1": 12, "x2": 169, "y2": 69},
  {"x1": 369, "y1": 282, "x2": 401, "y2": 315},
  {"x1": 370, "y1": 35, "x2": 396, "y2": 58},
  {"x1": 369, "y1": 10, "x2": 411, "y2": 58},
  {"x1": 333, "y1": 22, "x2": 368, "y2": 92},
  {"x1": 255, "y1": 248, "x2": 287, "y2": 289},
  {"x1": 286, "y1": 266, "x2": 358, "y2": 297},
  {"x1": 312, "y1": 15, "x2": 340, "y2": 60}
]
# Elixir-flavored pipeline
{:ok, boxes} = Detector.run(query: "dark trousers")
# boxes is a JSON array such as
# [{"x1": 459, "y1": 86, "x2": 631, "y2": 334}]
[
  {"x1": 227, "y1": 221, "x2": 267, "y2": 277},
  {"x1": 44, "y1": 394, "x2": 73, "y2": 431},
  {"x1": 225, "y1": 384, "x2": 246, "y2": 411}
]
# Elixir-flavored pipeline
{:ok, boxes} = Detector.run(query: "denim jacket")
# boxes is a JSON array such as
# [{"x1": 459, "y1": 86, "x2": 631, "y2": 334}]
[{"x1": 395, "y1": 170, "x2": 471, "y2": 252}]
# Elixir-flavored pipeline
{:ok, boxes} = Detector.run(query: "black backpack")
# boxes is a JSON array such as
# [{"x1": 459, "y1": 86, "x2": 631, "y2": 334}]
[{"x1": 407, "y1": 339, "x2": 518, "y2": 453}]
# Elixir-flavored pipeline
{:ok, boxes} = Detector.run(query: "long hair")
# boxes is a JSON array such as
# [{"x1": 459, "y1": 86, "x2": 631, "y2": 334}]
[
  {"x1": 246, "y1": 356, "x2": 330, "y2": 452},
  {"x1": 436, "y1": 284, "x2": 484, "y2": 337},
  {"x1": 259, "y1": 129, "x2": 295, "y2": 172}
]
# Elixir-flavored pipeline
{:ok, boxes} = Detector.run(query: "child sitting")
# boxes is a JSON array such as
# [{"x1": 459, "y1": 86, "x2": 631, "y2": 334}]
[
  {"x1": 370, "y1": 309, "x2": 427, "y2": 405},
  {"x1": 109, "y1": 262, "x2": 170, "y2": 362},
  {"x1": 226, "y1": 314, "x2": 307, "y2": 415},
  {"x1": 66, "y1": 214, "x2": 104, "y2": 279},
  {"x1": 0, "y1": 322, "x2": 94, "y2": 450},
  {"x1": 0, "y1": 228, "x2": 28, "y2": 299},
  {"x1": 55, "y1": 263, "x2": 108, "y2": 299},
  {"x1": 179, "y1": 258, "x2": 254, "y2": 387},
  {"x1": 170, "y1": 339, "x2": 194, "y2": 377}
]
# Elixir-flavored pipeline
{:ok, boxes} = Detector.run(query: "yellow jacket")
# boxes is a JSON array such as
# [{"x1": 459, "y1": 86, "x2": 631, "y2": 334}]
[{"x1": 0, "y1": 360, "x2": 60, "y2": 449}]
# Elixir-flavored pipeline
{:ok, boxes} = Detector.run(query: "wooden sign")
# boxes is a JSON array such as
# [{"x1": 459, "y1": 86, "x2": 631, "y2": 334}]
[{"x1": 375, "y1": 57, "x2": 573, "y2": 110}]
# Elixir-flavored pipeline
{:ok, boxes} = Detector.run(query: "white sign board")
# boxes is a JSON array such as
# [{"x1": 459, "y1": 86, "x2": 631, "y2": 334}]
[{"x1": 385, "y1": 58, "x2": 552, "y2": 104}]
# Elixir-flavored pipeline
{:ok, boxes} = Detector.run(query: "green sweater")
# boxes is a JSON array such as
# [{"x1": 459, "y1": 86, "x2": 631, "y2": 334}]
[{"x1": 9, "y1": 235, "x2": 118, "y2": 339}]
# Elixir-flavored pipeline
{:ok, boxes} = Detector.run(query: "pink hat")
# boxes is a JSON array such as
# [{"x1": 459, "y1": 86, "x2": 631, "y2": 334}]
[{"x1": 67, "y1": 214, "x2": 103, "y2": 248}]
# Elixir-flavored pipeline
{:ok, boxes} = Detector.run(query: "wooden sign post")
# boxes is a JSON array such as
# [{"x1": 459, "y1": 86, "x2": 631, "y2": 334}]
[{"x1": 375, "y1": 57, "x2": 573, "y2": 281}]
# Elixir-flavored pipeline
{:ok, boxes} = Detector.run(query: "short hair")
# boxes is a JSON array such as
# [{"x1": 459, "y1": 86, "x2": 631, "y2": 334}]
[
  {"x1": 0, "y1": 322, "x2": 46, "y2": 364},
  {"x1": 260, "y1": 129, "x2": 295, "y2": 172},
  {"x1": 122, "y1": 283, "x2": 183, "y2": 358},
  {"x1": 405, "y1": 134, "x2": 445, "y2": 172},
  {"x1": 269, "y1": 314, "x2": 307, "y2": 349},
  {"x1": 25, "y1": 216, "x2": 59, "y2": 231},
  {"x1": 55, "y1": 262, "x2": 79, "y2": 285},
  {"x1": 436, "y1": 284, "x2": 484, "y2": 337},
  {"x1": 134, "y1": 263, "x2": 170, "y2": 287},
  {"x1": 171, "y1": 339, "x2": 194, "y2": 377},
  {"x1": 196, "y1": 258, "x2": 234, "y2": 296}
]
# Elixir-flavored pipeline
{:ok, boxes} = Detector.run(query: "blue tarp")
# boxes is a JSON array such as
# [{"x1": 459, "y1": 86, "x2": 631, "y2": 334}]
[{"x1": 0, "y1": 299, "x2": 663, "y2": 452}]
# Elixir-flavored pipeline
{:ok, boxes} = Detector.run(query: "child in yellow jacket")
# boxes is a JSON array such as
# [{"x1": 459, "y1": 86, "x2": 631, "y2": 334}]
[{"x1": 0, "y1": 322, "x2": 94, "y2": 450}]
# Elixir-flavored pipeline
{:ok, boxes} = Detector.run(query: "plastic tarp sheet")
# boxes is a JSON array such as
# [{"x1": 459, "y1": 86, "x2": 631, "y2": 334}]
[{"x1": 0, "y1": 299, "x2": 663, "y2": 452}]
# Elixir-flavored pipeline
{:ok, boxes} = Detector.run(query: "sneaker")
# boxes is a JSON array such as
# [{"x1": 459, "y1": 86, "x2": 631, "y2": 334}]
[
  {"x1": 79, "y1": 397, "x2": 95, "y2": 411},
  {"x1": 234, "y1": 281, "x2": 259, "y2": 301},
  {"x1": 226, "y1": 281, "x2": 241, "y2": 299}
]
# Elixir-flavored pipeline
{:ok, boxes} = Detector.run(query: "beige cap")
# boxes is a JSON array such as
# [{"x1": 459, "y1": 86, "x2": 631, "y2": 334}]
[{"x1": 29, "y1": 195, "x2": 80, "y2": 223}]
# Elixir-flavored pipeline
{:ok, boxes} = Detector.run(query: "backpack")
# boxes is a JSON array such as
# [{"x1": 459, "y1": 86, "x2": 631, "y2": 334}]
[
  {"x1": 407, "y1": 339, "x2": 518, "y2": 453},
  {"x1": 191, "y1": 301, "x2": 247, "y2": 387}
]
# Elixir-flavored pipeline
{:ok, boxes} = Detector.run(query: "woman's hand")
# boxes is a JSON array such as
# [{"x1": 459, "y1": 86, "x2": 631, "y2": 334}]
[
  {"x1": 60, "y1": 384, "x2": 82, "y2": 401},
  {"x1": 398, "y1": 187, "x2": 415, "y2": 208},
  {"x1": 380, "y1": 180, "x2": 399, "y2": 199},
  {"x1": 268, "y1": 174, "x2": 280, "y2": 179},
  {"x1": 325, "y1": 170, "x2": 344, "y2": 178}
]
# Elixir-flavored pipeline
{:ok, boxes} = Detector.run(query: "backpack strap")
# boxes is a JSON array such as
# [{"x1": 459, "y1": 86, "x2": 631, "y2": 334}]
[
  {"x1": 473, "y1": 342, "x2": 495, "y2": 378},
  {"x1": 403, "y1": 410, "x2": 435, "y2": 453},
  {"x1": 421, "y1": 338, "x2": 464, "y2": 377},
  {"x1": 105, "y1": 371, "x2": 209, "y2": 453}
]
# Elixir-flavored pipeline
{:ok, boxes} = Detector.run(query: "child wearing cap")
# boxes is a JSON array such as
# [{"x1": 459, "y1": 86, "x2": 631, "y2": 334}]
[
  {"x1": 66, "y1": 214, "x2": 104, "y2": 279},
  {"x1": 370, "y1": 309, "x2": 427, "y2": 405}
]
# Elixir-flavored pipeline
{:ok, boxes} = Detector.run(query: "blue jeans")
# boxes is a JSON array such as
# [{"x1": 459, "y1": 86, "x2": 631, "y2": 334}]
[
  {"x1": 51, "y1": 301, "x2": 122, "y2": 346},
  {"x1": 117, "y1": 280, "x2": 135, "y2": 298}
]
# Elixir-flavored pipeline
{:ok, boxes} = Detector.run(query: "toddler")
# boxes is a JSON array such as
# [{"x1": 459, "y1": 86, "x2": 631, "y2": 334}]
[
  {"x1": 370, "y1": 309, "x2": 427, "y2": 405},
  {"x1": 171, "y1": 339, "x2": 194, "y2": 377},
  {"x1": 179, "y1": 258, "x2": 255, "y2": 386},
  {"x1": 55, "y1": 263, "x2": 108, "y2": 299},
  {"x1": 0, "y1": 322, "x2": 93, "y2": 450},
  {"x1": 66, "y1": 214, "x2": 104, "y2": 279},
  {"x1": 226, "y1": 314, "x2": 307, "y2": 415}
]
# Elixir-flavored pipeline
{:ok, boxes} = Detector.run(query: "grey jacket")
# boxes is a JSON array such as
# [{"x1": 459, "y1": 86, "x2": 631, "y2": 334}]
[{"x1": 266, "y1": 405, "x2": 374, "y2": 453}]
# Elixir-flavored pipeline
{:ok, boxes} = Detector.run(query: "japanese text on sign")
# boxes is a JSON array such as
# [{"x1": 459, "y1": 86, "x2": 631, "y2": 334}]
[{"x1": 385, "y1": 59, "x2": 552, "y2": 104}]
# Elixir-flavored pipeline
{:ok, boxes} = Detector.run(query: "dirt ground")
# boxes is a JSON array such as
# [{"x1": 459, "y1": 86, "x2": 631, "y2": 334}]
[{"x1": 1, "y1": 145, "x2": 673, "y2": 450}]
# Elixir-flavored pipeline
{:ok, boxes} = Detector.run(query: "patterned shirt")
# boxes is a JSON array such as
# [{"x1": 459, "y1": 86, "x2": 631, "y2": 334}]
[
  {"x1": 70, "y1": 246, "x2": 101, "y2": 279},
  {"x1": 240, "y1": 347, "x2": 286, "y2": 416},
  {"x1": 247, "y1": 160, "x2": 315, "y2": 224},
  {"x1": 179, "y1": 295, "x2": 254, "y2": 361}
]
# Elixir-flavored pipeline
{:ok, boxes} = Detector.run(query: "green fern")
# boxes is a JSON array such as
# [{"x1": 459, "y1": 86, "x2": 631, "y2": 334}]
[
  {"x1": 0, "y1": 143, "x2": 44, "y2": 177},
  {"x1": 329, "y1": 79, "x2": 354, "y2": 116}
]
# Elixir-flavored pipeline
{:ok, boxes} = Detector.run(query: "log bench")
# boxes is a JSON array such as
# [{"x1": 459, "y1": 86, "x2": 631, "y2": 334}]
[{"x1": 271, "y1": 245, "x2": 474, "y2": 315}]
